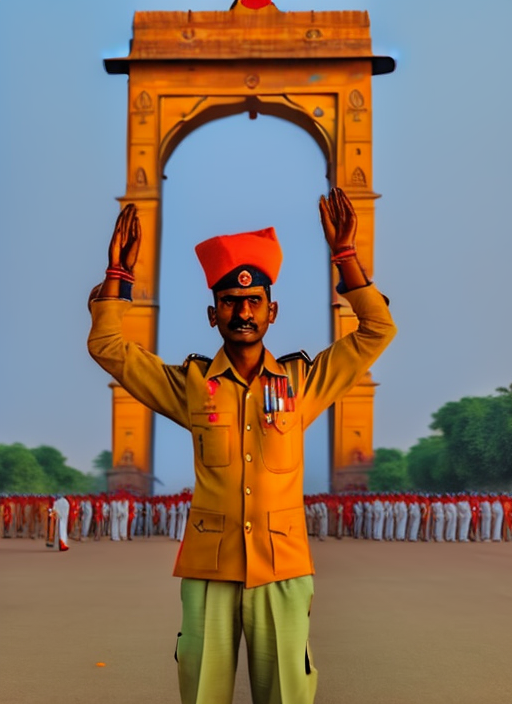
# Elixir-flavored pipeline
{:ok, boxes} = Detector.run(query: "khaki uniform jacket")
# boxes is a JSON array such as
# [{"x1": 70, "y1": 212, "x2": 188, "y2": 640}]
[{"x1": 88, "y1": 284, "x2": 396, "y2": 587}]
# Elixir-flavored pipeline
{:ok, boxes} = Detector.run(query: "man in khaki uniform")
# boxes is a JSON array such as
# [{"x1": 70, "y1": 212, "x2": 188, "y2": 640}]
[{"x1": 88, "y1": 188, "x2": 396, "y2": 704}]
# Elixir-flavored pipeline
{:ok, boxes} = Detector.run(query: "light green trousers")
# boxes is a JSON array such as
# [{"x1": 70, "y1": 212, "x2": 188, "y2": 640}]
[{"x1": 176, "y1": 576, "x2": 318, "y2": 704}]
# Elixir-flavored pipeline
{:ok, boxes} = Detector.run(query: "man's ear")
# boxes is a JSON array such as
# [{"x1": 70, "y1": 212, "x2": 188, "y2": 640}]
[
  {"x1": 269, "y1": 301, "x2": 278, "y2": 324},
  {"x1": 207, "y1": 305, "x2": 217, "y2": 328}
]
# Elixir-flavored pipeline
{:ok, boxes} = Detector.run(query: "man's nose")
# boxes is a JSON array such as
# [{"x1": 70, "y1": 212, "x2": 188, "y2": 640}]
[{"x1": 236, "y1": 299, "x2": 252, "y2": 319}]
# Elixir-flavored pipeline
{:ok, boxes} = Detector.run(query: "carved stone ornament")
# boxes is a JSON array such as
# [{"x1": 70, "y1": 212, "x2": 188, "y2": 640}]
[
  {"x1": 134, "y1": 91, "x2": 154, "y2": 124},
  {"x1": 350, "y1": 166, "x2": 367, "y2": 187},
  {"x1": 348, "y1": 89, "x2": 365, "y2": 109},
  {"x1": 134, "y1": 91, "x2": 153, "y2": 111},
  {"x1": 135, "y1": 167, "x2": 148, "y2": 186},
  {"x1": 245, "y1": 74, "x2": 260, "y2": 89},
  {"x1": 347, "y1": 89, "x2": 367, "y2": 122}
]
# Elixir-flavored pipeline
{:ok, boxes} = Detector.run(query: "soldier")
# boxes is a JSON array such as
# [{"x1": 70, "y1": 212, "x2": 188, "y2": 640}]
[
  {"x1": 430, "y1": 495, "x2": 443, "y2": 542},
  {"x1": 468, "y1": 493, "x2": 481, "y2": 541},
  {"x1": 444, "y1": 495, "x2": 457, "y2": 542},
  {"x1": 407, "y1": 493, "x2": 421, "y2": 542},
  {"x1": 491, "y1": 495, "x2": 504, "y2": 541},
  {"x1": 502, "y1": 494, "x2": 512, "y2": 541},
  {"x1": 87, "y1": 188, "x2": 396, "y2": 704},
  {"x1": 118, "y1": 493, "x2": 129, "y2": 540},
  {"x1": 81, "y1": 496, "x2": 93, "y2": 540},
  {"x1": 50, "y1": 496, "x2": 70, "y2": 551},
  {"x1": 362, "y1": 495, "x2": 373, "y2": 539},
  {"x1": 383, "y1": 494, "x2": 395, "y2": 541},
  {"x1": 372, "y1": 495, "x2": 384, "y2": 541},
  {"x1": 419, "y1": 493, "x2": 432, "y2": 542},
  {"x1": 353, "y1": 495, "x2": 364, "y2": 539},
  {"x1": 92, "y1": 494, "x2": 104, "y2": 540},
  {"x1": 456, "y1": 493, "x2": 471, "y2": 542},
  {"x1": 168, "y1": 496, "x2": 178, "y2": 540},
  {"x1": 394, "y1": 494, "x2": 408, "y2": 541}
]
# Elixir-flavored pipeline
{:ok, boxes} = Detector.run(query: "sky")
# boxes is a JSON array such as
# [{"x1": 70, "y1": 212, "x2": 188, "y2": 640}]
[{"x1": 1, "y1": 0, "x2": 511, "y2": 495}]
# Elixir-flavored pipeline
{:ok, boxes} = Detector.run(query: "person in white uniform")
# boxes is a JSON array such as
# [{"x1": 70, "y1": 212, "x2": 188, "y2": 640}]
[
  {"x1": 444, "y1": 497, "x2": 457, "y2": 542},
  {"x1": 491, "y1": 497, "x2": 504, "y2": 542},
  {"x1": 431, "y1": 497, "x2": 445, "y2": 542},
  {"x1": 52, "y1": 496, "x2": 70, "y2": 551}
]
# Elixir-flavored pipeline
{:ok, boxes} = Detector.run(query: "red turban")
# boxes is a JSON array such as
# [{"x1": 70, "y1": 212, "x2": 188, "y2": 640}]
[{"x1": 195, "y1": 227, "x2": 282, "y2": 289}]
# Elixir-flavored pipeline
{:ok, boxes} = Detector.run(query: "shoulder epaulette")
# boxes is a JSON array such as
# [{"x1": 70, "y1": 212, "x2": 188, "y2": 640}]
[
  {"x1": 182, "y1": 353, "x2": 213, "y2": 370},
  {"x1": 276, "y1": 350, "x2": 313, "y2": 367}
]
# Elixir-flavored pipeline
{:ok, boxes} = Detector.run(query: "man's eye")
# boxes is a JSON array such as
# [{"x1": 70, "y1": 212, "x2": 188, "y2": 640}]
[{"x1": 248, "y1": 297, "x2": 261, "y2": 305}]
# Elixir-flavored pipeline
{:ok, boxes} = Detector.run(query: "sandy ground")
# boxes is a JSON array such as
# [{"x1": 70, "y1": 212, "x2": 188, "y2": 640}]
[{"x1": 1, "y1": 536, "x2": 511, "y2": 704}]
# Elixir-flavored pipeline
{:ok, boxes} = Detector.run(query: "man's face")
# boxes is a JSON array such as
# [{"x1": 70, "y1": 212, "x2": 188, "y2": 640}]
[{"x1": 208, "y1": 285, "x2": 278, "y2": 347}]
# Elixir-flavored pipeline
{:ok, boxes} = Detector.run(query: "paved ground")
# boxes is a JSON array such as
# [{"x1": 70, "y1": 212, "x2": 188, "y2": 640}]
[{"x1": 1, "y1": 536, "x2": 511, "y2": 704}]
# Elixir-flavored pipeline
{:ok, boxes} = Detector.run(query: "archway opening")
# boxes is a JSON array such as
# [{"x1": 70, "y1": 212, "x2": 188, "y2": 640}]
[{"x1": 154, "y1": 112, "x2": 330, "y2": 495}]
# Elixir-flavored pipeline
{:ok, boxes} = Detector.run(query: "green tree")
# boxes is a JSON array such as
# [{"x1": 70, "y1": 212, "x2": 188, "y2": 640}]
[
  {"x1": 407, "y1": 435, "x2": 450, "y2": 492},
  {"x1": 431, "y1": 392, "x2": 512, "y2": 490},
  {"x1": 368, "y1": 448, "x2": 409, "y2": 491},
  {"x1": 0, "y1": 443, "x2": 50, "y2": 494},
  {"x1": 92, "y1": 450, "x2": 112, "y2": 492},
  {"x1": 31, "y1": 445, "x2": 95, "y2": 493}
]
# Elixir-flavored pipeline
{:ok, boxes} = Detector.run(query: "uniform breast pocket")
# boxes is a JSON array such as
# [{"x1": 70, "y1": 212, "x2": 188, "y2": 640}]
[
  {"x1": 258, "y1": 411, "x2": 302, "y2": 473},
  {"x1": 191, "y1": 412, "x2": 232, "y2": 467}
]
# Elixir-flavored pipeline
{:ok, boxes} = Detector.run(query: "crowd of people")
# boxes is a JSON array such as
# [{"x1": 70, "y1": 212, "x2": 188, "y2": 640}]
[
  {"x1": 0, "y1": 491, "x2": 192, "y2": 550},
  {"x1": 2, "y1": 491, "x2": 512, "y2": 550},
  {"x1": 305, "y1": 492, "x2": 512, "y2": 543}
]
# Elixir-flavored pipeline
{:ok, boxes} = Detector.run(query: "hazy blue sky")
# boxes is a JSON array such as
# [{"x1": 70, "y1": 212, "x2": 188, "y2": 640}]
[{"x1": 1, "y1": 0, "x2": 511, "y2": 494}]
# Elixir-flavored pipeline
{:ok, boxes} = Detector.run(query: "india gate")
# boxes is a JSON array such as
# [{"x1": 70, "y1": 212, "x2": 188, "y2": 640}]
[{"x1": 103, "y1": 0, "x2": 395, "y2": 493}]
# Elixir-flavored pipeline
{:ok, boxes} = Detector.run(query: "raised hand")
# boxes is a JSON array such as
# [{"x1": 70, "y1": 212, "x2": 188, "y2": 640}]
[
  {"x1": 89, "y1": 204, "x2": 141, "y2": 306},
  {"x1": 319, "y1": 187, "x2": 357, "y2": 256},
  {"x1": 108, "y1": 203, "x2": 141, "y2": 273}
]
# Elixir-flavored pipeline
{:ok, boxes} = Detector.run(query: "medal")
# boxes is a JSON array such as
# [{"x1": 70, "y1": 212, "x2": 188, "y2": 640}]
[{"x1": 204, "y1": 378, "x2": 220, "y2": 422}]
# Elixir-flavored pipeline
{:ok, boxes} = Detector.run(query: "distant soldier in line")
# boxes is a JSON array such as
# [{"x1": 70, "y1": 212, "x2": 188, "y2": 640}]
[
  {"x1": 49, "y1": 496, "x2": 70, "y2": 551},
  {"x1": 362, "y1": 497, "x2": 373, "y2": 539},
  {"x1": 372, "y1": 495, "x2": 384, "y2": 541},
  {"x1": 81, "y1": 497, "x2": 93, "y2": 540},
  {"x1": 110, "y1": 497, "x2": 121, "y2": 541},
  {"x1": 353, "y1": 498, "x2": 364, "y2": 539},
  {"x1": 168, "y1": 498, "x2": 178, "y2": 540},
  {"x1": 431, "y1": 496, "x2": 445, "y2": 542},
  {"x1": 118, "y1": 495, "x2": 129, "y2": 540},
  {"x1": 383, "y1": 496, "x2": 395, "y2": 541},
  {"x1": 394, "y1": 495, "x2": 407, "y2": 541},
  {"x1": 419, "y1": 494, "x2": 432, "y2": 542},
  {"x1": 444, "y1": 496, "x2": 457, "y2": 542},
  {"x1": 406, "y1": 494, "x2": 421, "y2": 542},
  {"x1": 468, "y1": 494, "x2": 481, "y2": 541},
  {"x1": 491, "y1": 496, "x2": 504, "y2": 542},
  {"x1": 456, "y1": 494, "x2": 471, "y2": 542},
  {"x1": 67, "y1": 495, "x2": 81, "y2": 540},
  {"x1": 92, "y1": 495, "x2": 104, "y2": 540},
  {"x1": 502, "y1": 494, "x2": 512, "y2": 541}
]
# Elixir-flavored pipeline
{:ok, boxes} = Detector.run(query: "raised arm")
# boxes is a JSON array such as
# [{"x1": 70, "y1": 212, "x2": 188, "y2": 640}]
[
  {"x1": 87, "y1": 205, "x2": 189, "y2": 429},
  {"x1": 319, "y1": 187, "x2": 370, "y2": 292},
  {"x1": 296, "y1": 188, "x2": 396, "y2": 427}
]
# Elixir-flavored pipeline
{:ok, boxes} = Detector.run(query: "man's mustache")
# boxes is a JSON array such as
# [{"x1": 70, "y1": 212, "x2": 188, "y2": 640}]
[{"x1": 228, "y1": 317, "x2": 258, "y2": 331}]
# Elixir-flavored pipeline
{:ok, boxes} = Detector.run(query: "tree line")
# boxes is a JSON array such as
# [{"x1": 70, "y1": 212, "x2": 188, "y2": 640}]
[
  {"x1": 370, "y1": 385, "x2": 512, "y2": 492},
  {"x1": 0, "y1": 444, "x2": 109, "y2": 494}
]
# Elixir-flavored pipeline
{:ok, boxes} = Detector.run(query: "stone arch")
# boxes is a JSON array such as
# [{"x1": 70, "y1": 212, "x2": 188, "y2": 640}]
[
  {"x1": 104, "y1": 4, "x2": 394, "y2": 492},
  {"x1": 159, "y1": 95, "x2": 333, "y2": 181}
]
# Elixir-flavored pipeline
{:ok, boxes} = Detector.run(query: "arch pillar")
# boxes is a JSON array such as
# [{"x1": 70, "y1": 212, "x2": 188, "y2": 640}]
[{"x1": 104, "y1": 2, "x2": 395, "y2": 491}]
